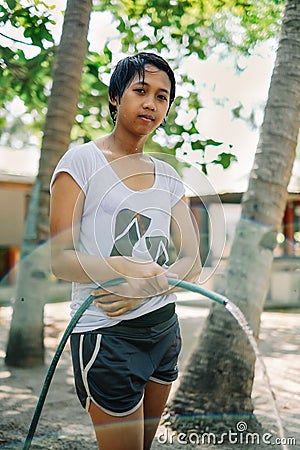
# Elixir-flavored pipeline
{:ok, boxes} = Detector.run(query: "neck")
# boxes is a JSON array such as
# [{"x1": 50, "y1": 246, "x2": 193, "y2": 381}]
[{"x1": 107, "y1": 130, "x2": 147, "y2": 156}]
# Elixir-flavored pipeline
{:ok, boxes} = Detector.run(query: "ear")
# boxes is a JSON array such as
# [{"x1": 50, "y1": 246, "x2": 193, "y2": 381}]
[{"x1": 108, "y1": 94, "x2": 119, "y2": 107}]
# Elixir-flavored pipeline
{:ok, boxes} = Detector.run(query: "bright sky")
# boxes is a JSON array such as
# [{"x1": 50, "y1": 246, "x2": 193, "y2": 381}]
[
  {"x1": 181, "y1": 44, "x2": 276, "y2": 193},
  {"x1": 0, "y1": 1, "x2": 278, "y2": 193}
]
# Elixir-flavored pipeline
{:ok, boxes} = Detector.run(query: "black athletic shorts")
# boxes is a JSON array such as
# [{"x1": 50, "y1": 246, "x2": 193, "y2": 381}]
[{"x1": 70, "y1": 312, "x2": 181, "y2": 416}]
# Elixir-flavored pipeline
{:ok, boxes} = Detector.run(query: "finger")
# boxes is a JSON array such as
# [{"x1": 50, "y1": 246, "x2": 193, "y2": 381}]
[
  {"x1": 92, "y1": 286, "x2": 125, "y2": 299},
  {"x1": 127, "y1": 275, "x2": 167, "y2": 298},
  {"x1": 92, "y1": 282, "x2": 132, "y2": 298},
  {"x1": 94, "y1": 294, "x2": 122, "y2": 304},
  {"x1": 94, "y1": 300, "x2": 124, "y2": 311},
  {"x1": 106, "y1": 307, "x2": 130, "y2": 317},
  {"x1": 91, "y1": 288, "x2": 112, "y2": 298},
  {"x1": 151, "y1": 272, "x2": 170, "y2": 294},
  {"x1": 166, "y1": 272, "x2": 178, "y2": 279}
]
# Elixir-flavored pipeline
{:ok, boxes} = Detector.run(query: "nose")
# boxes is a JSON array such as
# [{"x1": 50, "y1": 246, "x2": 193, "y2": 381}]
[{"x1": 143, "y1": 95, "x2": 156, "y2": 111}]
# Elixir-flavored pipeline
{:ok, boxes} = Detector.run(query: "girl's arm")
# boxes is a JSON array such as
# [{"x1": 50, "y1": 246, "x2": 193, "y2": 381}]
[
  {"x1": 50, "y1": 172, "x2": 169, "y2": 294},
  {"x1": 166, "y1": 196, "x2": 202, "y2": 283}
]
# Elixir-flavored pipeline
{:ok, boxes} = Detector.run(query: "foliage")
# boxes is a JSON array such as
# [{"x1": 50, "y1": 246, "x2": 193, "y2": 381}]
[
  {"x1": 94, "y1": 0, "x2": 285, "y2": 56},
  {"x1": 0, "y1": 0, "x2": 285, "y2": 170},
  {"x1": 0, "y1": 0, "x2": 55, "y2": 133},
  {"x1": 0, "y1": 0, "x2": 55, "y2": 149}
]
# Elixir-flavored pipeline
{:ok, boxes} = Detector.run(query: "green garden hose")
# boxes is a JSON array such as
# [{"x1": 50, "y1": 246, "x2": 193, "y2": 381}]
[{"x1": 22, "y1": 278, "x2": 228, "y2": 449}]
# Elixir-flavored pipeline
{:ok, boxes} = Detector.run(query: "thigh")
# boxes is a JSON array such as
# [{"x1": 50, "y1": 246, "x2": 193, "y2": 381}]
[
  {"x1": 89, "y1": 400, "x2": 144, "y2": 450},
  {"x1": 143, "y1": 380, "x2": 172, "y2": 450}
]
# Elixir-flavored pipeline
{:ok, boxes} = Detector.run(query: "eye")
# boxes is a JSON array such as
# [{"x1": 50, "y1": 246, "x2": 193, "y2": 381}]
[
  {"x1": 158, "y1": 94, "x2": 168, "y2": 101},
  {"x1": 134, "y1": 88, "x2": 146, "y2": 94}
]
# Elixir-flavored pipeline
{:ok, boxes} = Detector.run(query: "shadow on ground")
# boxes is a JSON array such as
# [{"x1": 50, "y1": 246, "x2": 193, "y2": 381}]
[{"x1": 0, "y1": 303, "x2": 299, "y2": 449}]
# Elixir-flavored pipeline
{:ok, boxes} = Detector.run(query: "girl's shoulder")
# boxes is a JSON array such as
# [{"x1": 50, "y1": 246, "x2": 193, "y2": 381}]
[
  {"x1": 50, "y1": 141, "x2": 102, "y2": 193},
  {"x1": 57, "y1": 141, "x2": 108, "y2": 172},
  {"x1": 60, "y1": 141, "x2": 97, "y2": 161}
]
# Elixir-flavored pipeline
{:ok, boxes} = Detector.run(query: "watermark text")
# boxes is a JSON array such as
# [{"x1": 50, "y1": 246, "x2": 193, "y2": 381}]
[{"x1": 157, "y1": 421, "x2": 297, "y2": 446}]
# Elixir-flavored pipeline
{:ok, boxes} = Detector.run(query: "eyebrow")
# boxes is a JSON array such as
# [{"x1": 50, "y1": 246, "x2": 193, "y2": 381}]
[{"x1": 132, "y1": 81, "x2": 170, "y2": 96}]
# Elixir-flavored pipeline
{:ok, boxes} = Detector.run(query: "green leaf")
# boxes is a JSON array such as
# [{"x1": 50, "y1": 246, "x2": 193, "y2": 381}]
[
  {"x1": 188, "y1": 124, "x2": 199, "y2": 134},
  {"x1": 196, "y1": 161, "x2": 208, "y2": 175},
  {"x1": 87, "y1": 63, "x2": 99, "y2": 79},
  {"x1": 6, "y1": 0, "x2": 17, "y2": 9},
  {"x1": 206, "y1": 139, "x2": 223, "y2": 147},
  {"x1": 212, "y1": 152, "x2": 238, "y2": 169}
]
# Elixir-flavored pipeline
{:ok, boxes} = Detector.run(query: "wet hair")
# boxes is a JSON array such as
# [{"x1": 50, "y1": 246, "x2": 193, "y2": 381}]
[{"x1": 108, "y1": 52, "x2": 176, "y2": 124}]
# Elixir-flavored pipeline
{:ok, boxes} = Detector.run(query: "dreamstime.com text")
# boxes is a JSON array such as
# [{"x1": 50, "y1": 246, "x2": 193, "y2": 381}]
[{"x1": 157, "y1": 421, "x2": 297, "y2": 446}]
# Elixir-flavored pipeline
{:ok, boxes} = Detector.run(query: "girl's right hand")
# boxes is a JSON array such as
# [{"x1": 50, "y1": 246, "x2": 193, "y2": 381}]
[
  {"x1": 114, "y1": 257, "x2": 173, "y2": 298},
  {"x1": 93, "y1": 257, "x2": 178, "y2": 300}
]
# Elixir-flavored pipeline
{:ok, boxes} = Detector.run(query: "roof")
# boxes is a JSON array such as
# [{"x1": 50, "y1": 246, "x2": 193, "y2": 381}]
[{"x1": 184, "y1": 158, "x2": 300, "y2": 198}]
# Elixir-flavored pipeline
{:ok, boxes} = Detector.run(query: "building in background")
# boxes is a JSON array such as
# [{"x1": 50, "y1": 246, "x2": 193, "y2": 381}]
[
  {"x1": 1, "y1": 145, "x2": 299, "y2": 308},
  {"x1": 0, "y1": 146, "x2": 39, "y2": 284}
]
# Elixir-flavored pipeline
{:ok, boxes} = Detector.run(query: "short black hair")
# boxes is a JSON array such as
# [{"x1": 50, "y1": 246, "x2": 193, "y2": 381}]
[{"x1": 108, "y1": 52, "x2": 176, "y2": 124}]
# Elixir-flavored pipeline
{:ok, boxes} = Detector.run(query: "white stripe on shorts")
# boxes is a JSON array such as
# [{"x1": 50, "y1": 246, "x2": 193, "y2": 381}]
[
  {"x1": 79, "y1": 333, "x2": 102, "y2": 412},
  {"x1": 78, "y1": 333, "x2": 145, "y2": 416},
  {"x1": 149, "y1": 376, "x2": 172, "y2": 385}
]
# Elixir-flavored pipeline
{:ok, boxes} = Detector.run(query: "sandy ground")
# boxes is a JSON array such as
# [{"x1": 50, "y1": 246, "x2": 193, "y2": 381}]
[{"x1": 0, "y1": 299, "x2": 299, "y2": 450}]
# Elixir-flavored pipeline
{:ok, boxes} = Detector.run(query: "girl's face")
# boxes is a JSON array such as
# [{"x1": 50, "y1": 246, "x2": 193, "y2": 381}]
[{"x1": 113, "y1": 65, "x2": 171, "y2": 136}]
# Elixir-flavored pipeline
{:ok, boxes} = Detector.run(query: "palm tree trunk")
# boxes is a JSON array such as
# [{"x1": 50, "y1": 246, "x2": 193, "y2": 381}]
[
  {"x1": 169, "y1": 0, "x2": 300, "y2": 431},
  {"x1": 5, "y1": 0, "x2": 92, "y2": 367}
]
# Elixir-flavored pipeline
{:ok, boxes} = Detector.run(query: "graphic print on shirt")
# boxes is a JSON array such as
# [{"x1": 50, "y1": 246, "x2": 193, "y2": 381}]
[{"x1": 110, "y1": 208, "x2": 169, "y2": 266}]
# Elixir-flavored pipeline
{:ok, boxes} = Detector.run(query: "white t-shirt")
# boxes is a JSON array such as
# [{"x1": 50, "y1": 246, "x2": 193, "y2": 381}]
[{"x1": 50, "y1": 141, "x2": 185, "y2": 331}]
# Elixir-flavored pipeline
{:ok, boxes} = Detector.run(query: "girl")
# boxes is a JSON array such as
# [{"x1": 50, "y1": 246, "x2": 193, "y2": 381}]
[{"x1": 50, "y1": 52, "x2": 201, "y2": 450}]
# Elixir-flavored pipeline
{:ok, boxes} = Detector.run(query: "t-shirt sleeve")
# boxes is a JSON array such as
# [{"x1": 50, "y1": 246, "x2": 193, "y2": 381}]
[{"x1": 50, "y1": 145, "x2": 89, "y2": 195}]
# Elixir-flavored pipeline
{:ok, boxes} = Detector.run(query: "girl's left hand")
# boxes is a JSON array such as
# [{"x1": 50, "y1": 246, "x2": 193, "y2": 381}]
[
  {"x1": 92, "y1": 283, "x2": 145, "y2": 317},
  {"x1": 91, "y1": 270, "x2": 178, "y2": 317}
]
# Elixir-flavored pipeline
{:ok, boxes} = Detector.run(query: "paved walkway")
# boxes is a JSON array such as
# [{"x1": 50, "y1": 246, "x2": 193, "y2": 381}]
[{"x1": 0, "y1": 299, "x2": 299, "y2": 449}]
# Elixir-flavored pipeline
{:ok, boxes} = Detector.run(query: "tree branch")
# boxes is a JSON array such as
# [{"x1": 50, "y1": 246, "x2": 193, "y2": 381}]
[{"x1": 0, "y1": 31, "x2": 34, "y2": 46}]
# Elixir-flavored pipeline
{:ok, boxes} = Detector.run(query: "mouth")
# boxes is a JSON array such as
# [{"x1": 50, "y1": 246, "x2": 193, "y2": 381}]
[{"x1": 138, "y1": 114, "x2": 155, "y2": 122}]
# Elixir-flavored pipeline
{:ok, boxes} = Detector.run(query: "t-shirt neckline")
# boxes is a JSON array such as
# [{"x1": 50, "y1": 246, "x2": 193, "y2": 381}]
[{"x1": 91, "y1": 141, "x2": 157, "y2": 193}]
